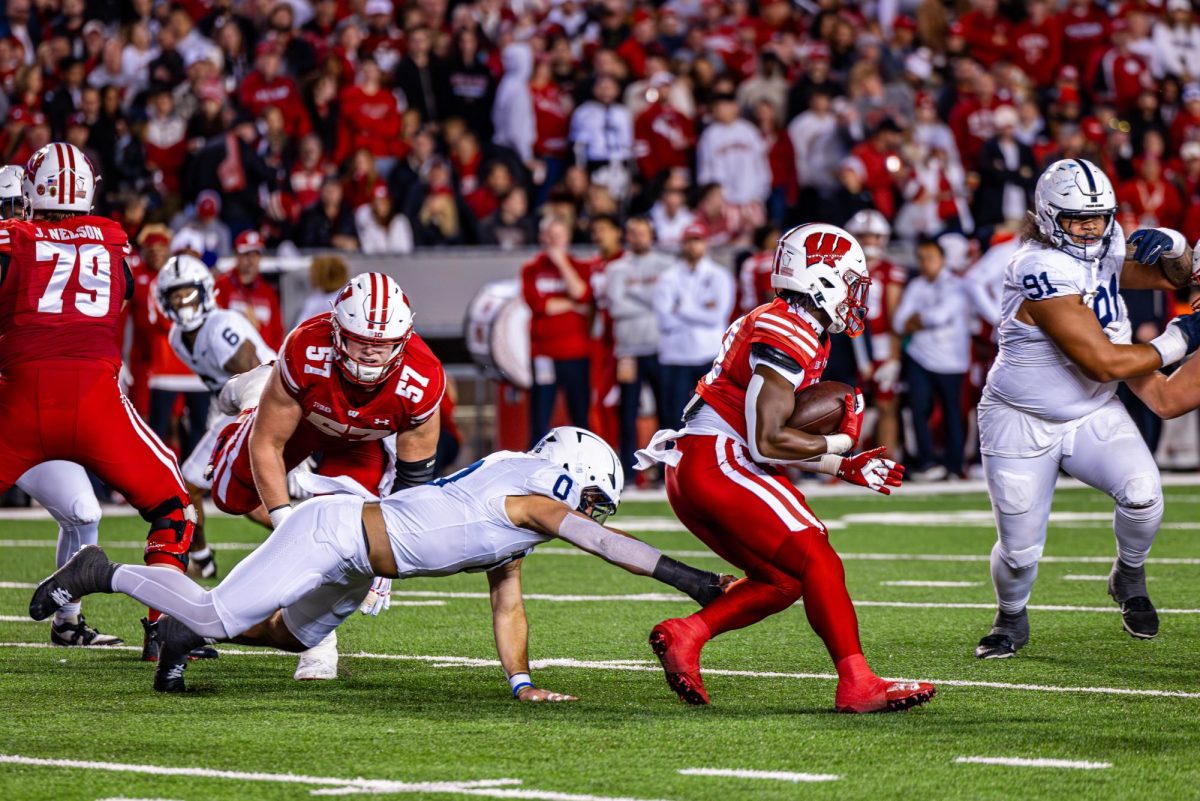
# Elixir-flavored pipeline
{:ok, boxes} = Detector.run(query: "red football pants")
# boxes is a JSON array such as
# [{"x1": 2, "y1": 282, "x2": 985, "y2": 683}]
[
  {"x1": 209, "y1": 408, "x2": 389, "y2": 515},
  {"x1": 0, "y1": 361, "x2": 191, "y2": 566},
  {"x1": 666, "y1": 433, "x2": 863, "y2": 664}
]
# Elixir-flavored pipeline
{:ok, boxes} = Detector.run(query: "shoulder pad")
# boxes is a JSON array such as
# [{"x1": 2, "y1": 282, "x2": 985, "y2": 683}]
[{"x1": 750, "y1": 342, "x2": 804, "y2": 374}]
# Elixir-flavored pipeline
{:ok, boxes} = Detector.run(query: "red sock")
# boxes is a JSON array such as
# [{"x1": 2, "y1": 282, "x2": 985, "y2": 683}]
[
  {"x1": 772, "y1": 533, "x2": 864, "y2": 665},
  {"x1": 835, "y1": 653, "x2": 877, "y2": 686},
  {"x1": 695, "y1": 577, "x2": 801, "y2": 639},
  {"x1": 147, "y1": 608, "x2": 162, "y2": 623}
]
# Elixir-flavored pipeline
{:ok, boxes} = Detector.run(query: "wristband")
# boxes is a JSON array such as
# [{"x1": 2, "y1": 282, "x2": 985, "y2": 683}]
[
  {"x1": 823, "y1": 434, "x2": 853, "y2": 455},
  {"x1": 1150, "y1": 326, "x2": 1188, "y2": 367},
  {"x1": 508, "y1": 672, "x2": 533, "y2": 697},
  {"x1": 1154, "y1": 228, "x2": 1187, "y2": 259}
]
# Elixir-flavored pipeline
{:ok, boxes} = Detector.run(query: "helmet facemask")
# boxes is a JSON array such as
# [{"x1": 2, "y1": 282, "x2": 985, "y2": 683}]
[
  {"x1": 579, "y1": 485, "x2": 618, "y2": 525},
  {"x1": 330, "y1": 318, "x2": 411, "y2": 386},
  {"x1": 163, "y1": 284, "x2": 211, "y2": 332},
  {"x1": 0, "y1": 194, "x2": 28, "y2": 220},
  {"x1": 1051, "y1": 209, "x2": 1114, "y2": 262}
]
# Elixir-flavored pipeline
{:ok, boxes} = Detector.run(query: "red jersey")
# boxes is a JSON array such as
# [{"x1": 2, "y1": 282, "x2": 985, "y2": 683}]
[
  {"x1": 1009, "y1": 18, "x2": 1061, "y2": 87},
  {"x1": 214, "y1": 272, "x2": 284, "y2": 351},
  {"x1": 737, "y1": 251, "x2": 774, "y2": 316},
  {"x1": 335, "y1": 84, "x2": 405, "y2": 163},
  {"x1": 531, "y1": 82, "x2": 571, "y2": 159},
  {"x1": 633, "y1": 102, "x2": 696, "y2": 180},
  {"x1": 1056, "y1": 5, "x2": 1109, "y2": 73},
  {"x1": 695, "y1": 298, "x2": 831, "y2": 441},
  {"x1": 958, "y1": 9, "x2": 1013, "y2": 68},
  {"x1": 276, "y1": 315, "x2": 445, "y2": 454},
  {"x1": 520, "y1": 252, "x2": 593, "y2": 361},
  {"x1": 0, "y1": 215, "x2": 132, "y2": 371},
  {"x1": 865, "y1": 259, "x2": 906, "y2": 361},
  {"x1": 238, "y1": 72, "x2": 311, "y2": 139}
]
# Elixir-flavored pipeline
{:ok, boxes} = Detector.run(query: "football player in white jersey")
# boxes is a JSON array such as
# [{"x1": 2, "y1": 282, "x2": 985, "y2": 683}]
[
  {"x1": 30, "y1": 427, "x2": 731, "y2": 698},
  {"x1": 156, "y1": 254, "x2": 277, "y2": 581},
  {"x1": 0, "y1": 165, "x2": 121, "y2": 647},
  {"x1": 975, "y1": 158, "x2": 1200, "y2": 658}
]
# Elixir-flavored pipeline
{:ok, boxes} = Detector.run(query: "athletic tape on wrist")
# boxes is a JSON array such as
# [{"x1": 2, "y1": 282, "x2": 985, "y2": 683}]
[
  {"x1": 508, "y1": 672, "x2": 533, "y2": 697},
  {"x1": 1151, "y1": 327, "x2": 1188, "y2": 367},
  {"x1": 823, "y1": 434, "x2": 853, "y2": 455}
]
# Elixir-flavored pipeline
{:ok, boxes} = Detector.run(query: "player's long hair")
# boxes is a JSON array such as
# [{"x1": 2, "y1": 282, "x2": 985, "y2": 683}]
[
  {"x1": 33, "y1": 211, "x2": 78, "y2": 222},
  {"x1": 1020, "y1": 211, "x2": 1050, "y2": 246}
]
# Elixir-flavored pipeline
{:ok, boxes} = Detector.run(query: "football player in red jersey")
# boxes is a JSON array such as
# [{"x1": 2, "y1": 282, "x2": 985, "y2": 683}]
[
  {"x1": 636, "y1": 223, "x2": 935, "y2": 713},
  {"x1": 846, "y1": 210, "x2": 906, "y2": 457},
  {"x1": 0, "y1": 143, "x2": 199, "y2": 653},
  {"x1": 208, "y1": 271, "x2": 444, "y2": 679}
]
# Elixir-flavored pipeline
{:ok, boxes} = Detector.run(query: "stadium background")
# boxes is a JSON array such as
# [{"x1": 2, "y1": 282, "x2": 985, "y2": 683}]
[{"x1": 3, "y1": 0, "x2": 1200, "y2": 498}]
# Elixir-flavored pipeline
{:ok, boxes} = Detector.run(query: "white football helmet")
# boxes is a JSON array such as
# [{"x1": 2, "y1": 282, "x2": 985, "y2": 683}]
[
  {"x1": 156, "y1": 254, "x2": 216, "y2": 332},
  {"x1": 845, "y1": 209, "x2": 891, "y2": 260},
  {"x1": 23, "y1": 142, "x2": 97, "y2": 214},
  {"x1": 330, "y1": 272, "x2": 414, "y2": 386},
  {"x1": 0, "y1": 165, "x2": 28, "y2": 220},
  {"x1": 771, "y1": 222, "x2": 871, "y2": 337},
  {"x1": 530, "y1": 426, "x2": 624, "y2": 523},
  {"x1": 1033, "y1": 158, "x2": 1116, "y2": 261}
]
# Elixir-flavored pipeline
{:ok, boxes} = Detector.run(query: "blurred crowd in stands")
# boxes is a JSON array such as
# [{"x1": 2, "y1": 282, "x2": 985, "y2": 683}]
[{"x1": 3, "y1": 0, "x2": 1199, "y2": 484}]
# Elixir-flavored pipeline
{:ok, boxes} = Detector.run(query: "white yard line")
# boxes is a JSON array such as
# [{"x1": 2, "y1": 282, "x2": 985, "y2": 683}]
[
  {"x1": 0, "y1": 755, "x2": 669, "y2": 801},
  {"x1": 954, "y1": 756, "x2": 1111, "y2": 770},
  {"x1": 879, "y1": 581, "x2": 982, "y2": 588},
  {"x1": 0, "y1": 581, "x2": 35, "y2": 589},
  {"x1": 535, "y1": 548, "x2": 1200, "y2": 565},
  {"x1": 677, "y1": 768, "x2": 839, "y2": 783},
  {"x1": 1061, "y1": 575, "x2": 1154, "y2": 582},
  {"x1": 0, "y1": 642, "x2": 1197, "y2": 700}
]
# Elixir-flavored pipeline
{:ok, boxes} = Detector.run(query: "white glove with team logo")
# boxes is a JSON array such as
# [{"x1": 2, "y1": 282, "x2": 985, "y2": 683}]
[{"x1": 359, "y1": 577, "x2": 392, "y2": 616}]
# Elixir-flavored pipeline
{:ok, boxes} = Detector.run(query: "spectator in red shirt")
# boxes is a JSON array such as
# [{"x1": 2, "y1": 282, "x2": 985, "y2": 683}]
[
  {"x1": 633, "y1": 73, "x2": 695, "y2": 182},
  {"x1": 521, "y1": 215, "x2": 593, "y2": 444},
  {"x1": 1118, "y1": 155, "x2": 1184, "y2": 230},
  {"x1": 958, "y1": 0, "x2": 1013, "y2": 69},
  {"x1": 849, "y1": 118, "x2": 904, "y2": 220},
  {"x1": 238, "y1": 40, "x2": 311, "y2": 140},
  {"x1": 616, "y1": 9, "x2": 659, "y2": 80},
  {"x1": 1170, "y1": 84, "x2": 1200, "y2": 153},
  {"x1": 215, "y1": 230, "x2": 285, "y2": 351},
  {"x1": 290, "y1": 133, "x2": 333, "y2": 211},
  {"x1": 1009, "y1": 0, "x2": 1061, "y2": 88},
  {"x1": 1056, "y1": 0, "x2": 1110, "y2": 75},
  {"x1": 335, "y1": 57, "x2": 405, "y2": 168},
  {"x1": 948, "y1": 71, "x2": 1004, "y2": 170},
  {"x1": 1088, "y1": 17, "x2": 1152, "y2": 116}
]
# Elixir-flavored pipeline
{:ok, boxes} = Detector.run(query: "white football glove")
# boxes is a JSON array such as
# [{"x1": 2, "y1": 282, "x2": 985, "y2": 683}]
[
  {"x1": 1103, "y1": 317, "x2": 1132, "y2": 345},
  {"x1": 359, "y1": 577, "x2": 392, "y2": 616}
]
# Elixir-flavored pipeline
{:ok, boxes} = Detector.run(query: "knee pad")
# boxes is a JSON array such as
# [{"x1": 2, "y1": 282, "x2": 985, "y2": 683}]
[
  {"x1": 1115, "y1": 473, "x2": 1161, "y2": 511},
  {"x1": 995, "y1": 539, "x2": 1043, "y2": 570},
  {"x1": 989, "y1": 470, "x2": 1037, "y2": 516},
  {"x1": 143, "y1": 497, "x2": 198, "y2": 569},
  {"x1": 62, "y1": 495, "x2": 102, "y2": 528}
]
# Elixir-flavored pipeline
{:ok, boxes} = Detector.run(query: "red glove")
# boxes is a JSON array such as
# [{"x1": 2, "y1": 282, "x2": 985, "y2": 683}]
[
  {"x1": 836, "y1": 446, "x2": 905, "y2": 495},
  {"x1": 837, "y1": 390, "x2": 865, "y2": 448}
]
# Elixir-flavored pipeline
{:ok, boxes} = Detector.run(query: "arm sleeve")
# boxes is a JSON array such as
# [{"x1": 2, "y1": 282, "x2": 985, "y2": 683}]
[
  {"x1": 520, "y1": 262, "x2": 548, "y2": 314},
  {"x1": 891, "y1": 285, "x2": 920, "y2": 335},
  {"x1": 276, "y1": 330, "x2": 306, "y2": 399},
  {"x1": 405, "y1": 359, "x2": 447, "y2": 426},
  {"x1": 210, "y1": 314, "x2": 256, "y2": 368},
  {"x1": 123, "y1": 260, "x2": 134, "y2": 301}
]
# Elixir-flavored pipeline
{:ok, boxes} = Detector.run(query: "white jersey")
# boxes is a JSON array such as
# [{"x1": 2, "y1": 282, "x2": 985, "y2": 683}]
[
  {"x1": 380, "y1": 451, "x2": 584, "y2": 579},
  {"x1": 982, "y1": 224, "x2": 1127, "y2": 423},
  {"x1": 168, "y1": 309, "x2": 276, "y2": 394}
]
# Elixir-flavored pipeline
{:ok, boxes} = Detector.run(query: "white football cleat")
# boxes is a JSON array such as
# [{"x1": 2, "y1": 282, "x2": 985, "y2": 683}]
[{"x1": 293, "y1": 631, "x2": 338, "y2": 680}]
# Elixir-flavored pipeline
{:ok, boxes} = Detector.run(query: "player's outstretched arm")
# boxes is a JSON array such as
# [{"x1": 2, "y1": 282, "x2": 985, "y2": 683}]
[
  {"x1": 248, "y1": 367, "x2": 303, "y2": 524},
  {"x1": 1023, "y1": 296, "x2": 1200, "y2": 382},
  {"x1": 509, "y1": 495, "x2": 727, "y2": 604},
  {"x1": 487, "y1": 559, "x2": 576, "y2": 702}
]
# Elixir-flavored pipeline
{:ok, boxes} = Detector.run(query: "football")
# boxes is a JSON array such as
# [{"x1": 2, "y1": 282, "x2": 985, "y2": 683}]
[{"x1": 786, "y1": 380, "x2": 854, "y2": 434}]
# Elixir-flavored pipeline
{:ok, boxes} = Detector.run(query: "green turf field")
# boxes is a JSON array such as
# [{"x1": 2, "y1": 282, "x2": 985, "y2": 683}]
[{"x1": 2, "y1": 483, "x2": 1200, "y2": 800}]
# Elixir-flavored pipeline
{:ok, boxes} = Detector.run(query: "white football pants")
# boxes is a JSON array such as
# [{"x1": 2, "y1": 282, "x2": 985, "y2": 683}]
[
  {"x1": 982, "y1": 399, "x2": 1162, "y2": 613},
  {"x1": 111, "y1": 495, "x2": 373, "y2": 647},
  {"x1": 17, "y1": 460, "x2": 102, "y2": 569}
]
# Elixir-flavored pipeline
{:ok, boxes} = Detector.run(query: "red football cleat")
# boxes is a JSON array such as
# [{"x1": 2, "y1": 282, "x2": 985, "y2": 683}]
[
  {"x1": 648, "y1": 617, "x2": 711, "y2": 705},
  {"x1": 835, "y1": 678, "x2": 937, "y2": 713}
]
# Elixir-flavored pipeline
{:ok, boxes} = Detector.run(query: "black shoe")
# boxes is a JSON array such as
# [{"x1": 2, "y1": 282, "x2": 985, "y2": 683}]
[
  {"x1": 50, "y1": 614, "x2": 124, "y2": 647},
  {"x1": 975, "y1": 608, "x2": 1030, "y2": 659},
  {"x1": 187, "y1": 550, "x2": 218, "y2": 580},
  {"x1": 143, "y1": 617, "x2": 218, "y2": 662},
  {"x1": 152, "y1": 616, "x2": 207, "y2": 692},
  {"x1": 1108, "y1": 559, "x2": 1159, "y2": 639},
  {"x1": 29, "y1": 545, "x2": 116, "y2": 621}
]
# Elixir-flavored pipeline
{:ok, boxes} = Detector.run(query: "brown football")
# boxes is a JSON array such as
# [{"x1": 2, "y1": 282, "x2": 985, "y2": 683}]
[{"x1": 786, "y1": 381, "x2": 854, "y2": 435}]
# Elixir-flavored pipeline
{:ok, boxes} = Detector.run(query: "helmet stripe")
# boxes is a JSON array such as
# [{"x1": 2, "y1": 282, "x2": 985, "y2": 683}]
[
  {"x1": 1073, "y1": 159, "x2": 1097, "y2": 194},
  {"x1": 64, "y1": 144, "x2": 76, "y2": 205},
  {"x1": 368, "y1": 272, "x2": 379, "y2": 329},
  {"x1": 53, "y1": 143, "x2": 65, "y2": 207}
]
